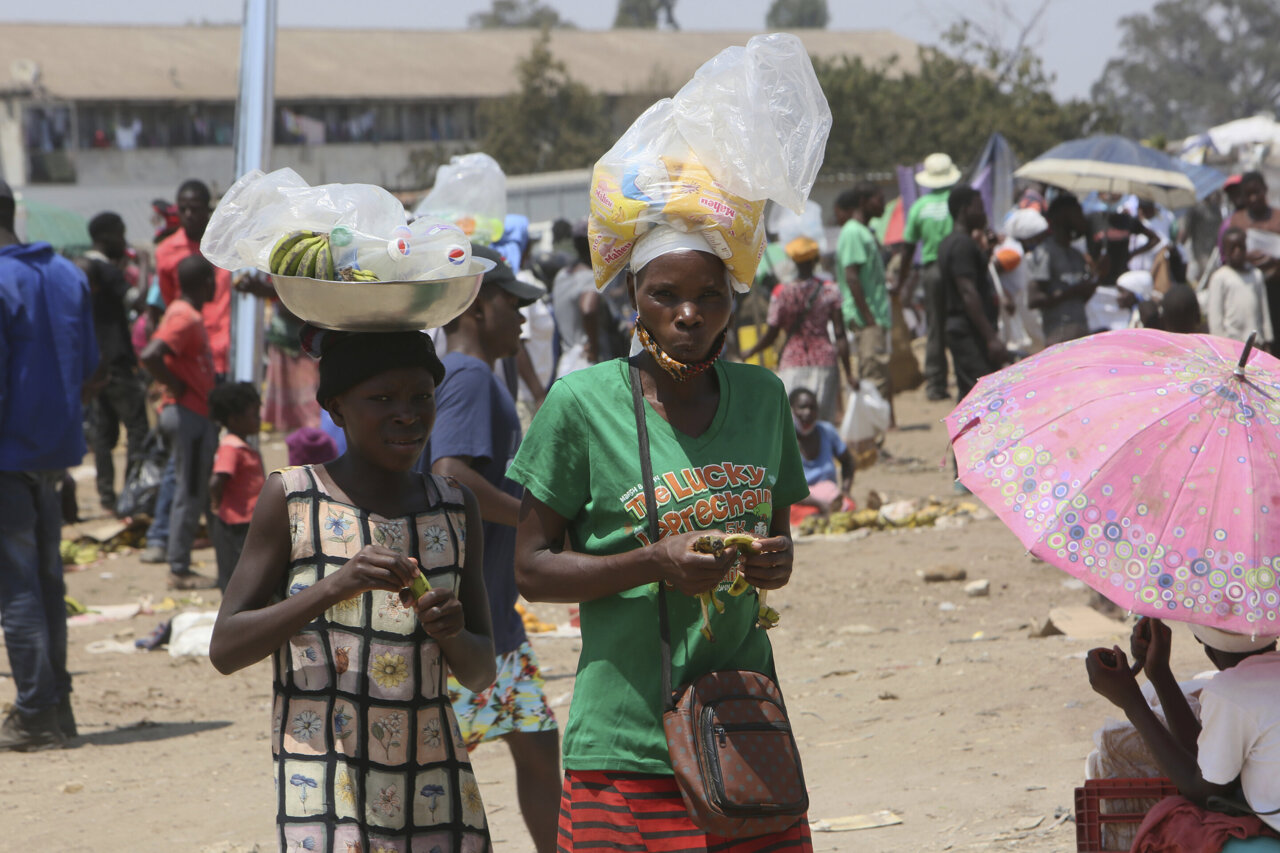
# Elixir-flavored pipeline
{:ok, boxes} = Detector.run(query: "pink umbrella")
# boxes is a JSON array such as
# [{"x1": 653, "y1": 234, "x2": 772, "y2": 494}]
[{"x1": 945, "y1": 329, "x2": 1280, "y2": 637}]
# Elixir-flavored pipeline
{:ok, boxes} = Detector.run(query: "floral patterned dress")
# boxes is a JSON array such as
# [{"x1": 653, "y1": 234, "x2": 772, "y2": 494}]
[{"x1": 272, "y1": 465, "x2": 490, "y2": 853}]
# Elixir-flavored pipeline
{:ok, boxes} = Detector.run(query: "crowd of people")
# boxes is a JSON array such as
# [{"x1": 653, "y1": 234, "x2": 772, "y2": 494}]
[{"x1": 3, "y1": 140, "x2": 1280, "y2": 852}]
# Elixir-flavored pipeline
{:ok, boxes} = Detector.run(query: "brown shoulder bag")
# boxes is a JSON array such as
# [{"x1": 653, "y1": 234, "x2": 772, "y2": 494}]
[{"x1": 629, "y1": 361, "x2": 809, "y2": 839}]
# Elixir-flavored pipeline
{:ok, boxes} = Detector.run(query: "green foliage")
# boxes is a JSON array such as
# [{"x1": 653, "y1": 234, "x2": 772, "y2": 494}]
[
  {"x1": 1092, "y1": 0, "x2": 1280, "y2": 138},
  {"x1": 468, "y1": 0, "x2": 572, "y2": 28},
  {"x1": 478, "y1": 31, "x2": 614, "y2": 175},
  {"x1": 813, "y1": 48, "x2": 1114, "y2": 172},
  {"x1": 614, "y1": 0, "x2": 678, "y2": 29},
  {"x1": 765, "y1": 0, "x2": 829, "y2": 29}
]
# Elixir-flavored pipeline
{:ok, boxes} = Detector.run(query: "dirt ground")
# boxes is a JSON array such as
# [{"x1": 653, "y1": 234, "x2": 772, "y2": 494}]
[{"x1": 0, "y1": 381, "x2": 1213, "y2": 852}]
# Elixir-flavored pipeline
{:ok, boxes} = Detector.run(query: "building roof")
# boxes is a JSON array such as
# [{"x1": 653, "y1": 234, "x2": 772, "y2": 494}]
[{"x1": 0, "y1": 24, "x2": 921, "y2": 102}]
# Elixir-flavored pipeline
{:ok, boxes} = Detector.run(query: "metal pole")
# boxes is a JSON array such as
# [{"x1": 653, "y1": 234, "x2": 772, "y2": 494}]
[{"x1": 230, "y1": 0, "x2": 277, "y2": 385}]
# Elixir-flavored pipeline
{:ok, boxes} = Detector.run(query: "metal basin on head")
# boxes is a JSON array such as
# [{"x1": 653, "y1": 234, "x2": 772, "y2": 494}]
[{"x1": 270, "y1": 257, "x2": 492, "y2": 331}]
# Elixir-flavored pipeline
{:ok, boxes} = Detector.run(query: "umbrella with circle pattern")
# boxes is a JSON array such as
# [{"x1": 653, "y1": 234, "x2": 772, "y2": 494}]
[{"x1": 945, "y1": 329, "x2": 1280, "y2": 637}]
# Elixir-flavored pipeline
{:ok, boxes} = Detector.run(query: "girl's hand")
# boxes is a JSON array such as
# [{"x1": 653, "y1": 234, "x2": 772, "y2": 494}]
[
  {"x1": 654, "y1": 531, "x2": 738, "y2": 596},
  {"x1": 1086, "y1": 646, "x2": 1143, "y2": 711},
  {"x1": 1131, "y1": 617, "x2": 1171, "y2": 676},
  {"x1": 402, "y1": 587, "x2": 466, "y2": 640},
  {"x1": 739, "y1": 535, "x2": 794, "y2": 591},
  {"x1": 326, "y1": 545, "x2": 418, "y2": 601}
]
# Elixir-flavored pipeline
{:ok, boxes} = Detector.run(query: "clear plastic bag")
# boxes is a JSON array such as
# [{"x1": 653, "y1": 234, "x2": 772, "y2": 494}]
[
  {"x1": 412, "y1": 152, "x2": 507, "y2": 245},
  {"x1": 587, "y1": 33, "x2": 830, "y2": 292},
  {"x1": 673, "y1": 33, "x2": 831, "y2": 216},
  {"x1": 840, "y1": 384, "x2": 891, "y2": 444},
  {"x1": 201, "y1": 167, "x2": 472, "y2": 282}
]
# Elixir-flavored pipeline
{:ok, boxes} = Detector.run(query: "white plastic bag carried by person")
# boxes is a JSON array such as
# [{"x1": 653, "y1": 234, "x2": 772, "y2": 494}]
[
  {"x1": 413, "y1": 152, "x2": 507, "y2": 245},
  {"x1": 587, "y1": 33, "x2": 831, "y2": 291},
  {"x1": 840, "y1": 383, "x2": 891, "y2": 445},
  {"x1": 201, "y1": 167, "x2": 472, "y2": 282}
]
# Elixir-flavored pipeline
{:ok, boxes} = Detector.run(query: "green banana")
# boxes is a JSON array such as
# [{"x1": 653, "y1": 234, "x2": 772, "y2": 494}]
[
  {"x1": 338, "y1": 266, "x2": 380, "y2": 282},
  {"x1": 315, "y1": 240, "x2": 334, "y2": 281},
  {"x1": 269, "y1": 231, "x2": 309, "y2": 273},
  {"x1": 296, "y1": 237, "x2": 324, "y2": 279},
  {"x1": 279, "y1": 235, "x2": 317, "y2": 275}
]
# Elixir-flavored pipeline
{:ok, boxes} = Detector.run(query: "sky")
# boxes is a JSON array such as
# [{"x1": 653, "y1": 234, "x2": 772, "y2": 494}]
[{"x1": 4, "y1": 0, "x2": 1159, "y2": 100}]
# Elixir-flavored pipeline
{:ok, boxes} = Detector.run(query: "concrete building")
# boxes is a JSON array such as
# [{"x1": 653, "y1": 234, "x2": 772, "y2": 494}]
[{"x1": 0, "y1": 24, "x2": 920, "y2": 240}]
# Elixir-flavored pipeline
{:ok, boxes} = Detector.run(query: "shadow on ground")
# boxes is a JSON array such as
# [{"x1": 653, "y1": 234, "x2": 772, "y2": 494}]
[{"x1": 71, "y1": 719, "x2": 233, "y2": 747}]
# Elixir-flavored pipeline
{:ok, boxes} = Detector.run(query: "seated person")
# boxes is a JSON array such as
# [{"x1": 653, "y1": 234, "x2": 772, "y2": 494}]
[
  {"x1": 1087, "y1": 617, "x2": 1280, "y2": 852},
  {"x1": 789, "y1": 387, "x2": 855, "y2": 522}
]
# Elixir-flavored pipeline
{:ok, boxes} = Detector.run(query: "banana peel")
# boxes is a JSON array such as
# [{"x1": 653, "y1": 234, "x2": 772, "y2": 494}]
[{"x1": 690, "y1": 533, "x2": 775, "y2": 635}]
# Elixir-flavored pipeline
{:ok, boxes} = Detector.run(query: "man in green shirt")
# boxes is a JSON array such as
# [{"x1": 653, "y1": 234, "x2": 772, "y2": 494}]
[
  {"x1": 834, "y1": 183, "x2": 895, "y2": 427},
  {"x1": 896, "y1": 153, "x2": 961, "y2": 401}
]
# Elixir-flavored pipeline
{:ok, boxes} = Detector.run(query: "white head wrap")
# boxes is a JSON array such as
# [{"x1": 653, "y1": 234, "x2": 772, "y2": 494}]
[
  {"x1": 1008, "y1": 209, "x2": 1049, "y2": 242},
  {"x1": 1188, "y1": 623, "x2": 1279, "y2": 654},
  {"x1": 629, "y1": 225, "x2": 741, "y2": 290}
]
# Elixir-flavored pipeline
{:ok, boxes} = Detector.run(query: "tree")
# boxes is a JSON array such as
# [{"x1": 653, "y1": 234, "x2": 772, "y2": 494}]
[
  {"x1": 468, "y1": 0, "x2": 571, "y2": 28},
  {"x1": 1092, "y1": 0, "x2": 1280, "y2": 139},
  {"x1": 478, "y1": 30, "x2": 614, "y2": 175},
  {"x1": 614, "y1": 0, "x2": 679, "y2": 29},
  {"x1": 813, "y1": 46, "x2": 1114, "y2": 172},
  {"x1": 765, "y1": 0, "x2": 829, "y2": 29}
]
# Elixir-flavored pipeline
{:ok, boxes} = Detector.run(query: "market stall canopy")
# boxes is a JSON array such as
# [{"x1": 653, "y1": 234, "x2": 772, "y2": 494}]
[
  {"x1": 1015, "y1": 135, "x2": 1197, "y2": 209},
  {"x1": 1180, "y1": 115, "x2": 1280, "y2": 157}
]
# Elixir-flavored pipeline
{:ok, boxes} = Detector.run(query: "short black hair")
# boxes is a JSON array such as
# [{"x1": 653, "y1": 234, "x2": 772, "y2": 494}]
[
  {"x1": 1047, "y1": 193, "x2": 1082, "y2": 222},
  {"x1": 1241, "y1": 171, "x2": 1267, "y2": 190},
  {"x1": 88, "y1": 212, "x2": 125, "y2": 242},
  {"x1": 1161, "y1": 283, "x2": 1202, "y2": 334},
  {"x1": 837, "y1": 183, "x2": 882, "y2": 213},
  {"x1": 177, "y1": 254, "x2": 215, "y2": 294},
  {"x1": 208, "y1": 382, "x2": 259, "y2": 426},
  {"x1": 788, "y1": 386, "x2": 816, "y2": 406},
  {"x1": 947, "y1": 186, "x2": 981, "y2": 220},
  {"x1": 551, "y1": 219, "x2": 572, "y2": 242},
  {"x1": 0, "y1": 197, "x2": 14, "y2": 232},
  {"x1": 1222, "y1": 226, "x2": 1246, "y2": 244},
  {"x1": 177, "y1": 179, "x2": 211, "y2": 205}
]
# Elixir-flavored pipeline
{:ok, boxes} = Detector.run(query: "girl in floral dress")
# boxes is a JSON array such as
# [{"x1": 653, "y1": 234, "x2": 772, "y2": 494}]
[{"x1": 212, "y1": 328, "x2": 496, "y2": 853}]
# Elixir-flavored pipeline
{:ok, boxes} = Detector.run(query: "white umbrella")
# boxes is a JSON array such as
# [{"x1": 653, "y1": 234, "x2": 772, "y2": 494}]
[{"x1": 1015, "y1": 135, "x2": 1197, "y2": 208}]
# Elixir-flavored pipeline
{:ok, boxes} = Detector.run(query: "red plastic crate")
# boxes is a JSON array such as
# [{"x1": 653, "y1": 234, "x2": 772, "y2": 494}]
[{"x1": 1075, "y1": 777, "x2": 1179, "y2": 852}]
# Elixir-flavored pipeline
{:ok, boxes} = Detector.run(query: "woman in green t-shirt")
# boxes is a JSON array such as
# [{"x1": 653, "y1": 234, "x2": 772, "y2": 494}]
[{"x1": 507, "y1": 229, "x2": 811, "y2": 851}]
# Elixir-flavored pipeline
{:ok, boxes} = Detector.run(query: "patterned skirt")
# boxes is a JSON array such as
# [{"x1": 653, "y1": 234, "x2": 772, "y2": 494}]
[{"x1": 557, "y1": 770, "x2": 812, "y2": 853}]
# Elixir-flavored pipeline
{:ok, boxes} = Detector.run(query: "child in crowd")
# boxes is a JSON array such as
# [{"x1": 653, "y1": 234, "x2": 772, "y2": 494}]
[
  {"x1": 1208, "y1": 227, "x2": 1273, "y2": 349},
  {"x1": 138, "y1": 254, "x2": 218, "y2": 590},
  {"x1": 208, "y1": 382, "x2": 264, "y2": 592},
  {"x1": 210, "y1": 327, "x2": 495, "y2": 852}
]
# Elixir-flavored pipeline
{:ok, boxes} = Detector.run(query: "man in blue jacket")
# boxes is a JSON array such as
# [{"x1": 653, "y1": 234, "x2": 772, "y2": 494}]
[{"x1": 0, "y1": 180, "x2": 99, "y2": 750}]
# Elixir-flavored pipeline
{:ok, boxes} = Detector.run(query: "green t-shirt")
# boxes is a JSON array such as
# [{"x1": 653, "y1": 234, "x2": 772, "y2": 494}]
[
  {"x1": 507, "y1": 358, "x2": 809, "y2": 773},
  {"x1": 903, "y1": 189, "x2": 954, "y2": 264},
  {"x1": 836, "y1": 218, "x2": 890, "y2": 328}
]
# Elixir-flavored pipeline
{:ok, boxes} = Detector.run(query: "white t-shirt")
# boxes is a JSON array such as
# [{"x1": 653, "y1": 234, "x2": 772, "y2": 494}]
[
  {"x1": 1208, "y1": 264, "x2": 1274, "y2": 345},
  {"x1": 1197, "y1": 650, "x2": 1280, "y2": 833}
]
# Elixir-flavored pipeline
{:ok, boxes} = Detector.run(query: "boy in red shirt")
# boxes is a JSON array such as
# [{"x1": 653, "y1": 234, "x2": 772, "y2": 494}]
[
  {"x1": 207, "y1": 382, "x2": 263, "y2": 591},
  {"x1": 139, "y1": 255, "x2": 218, "y2": 590}
]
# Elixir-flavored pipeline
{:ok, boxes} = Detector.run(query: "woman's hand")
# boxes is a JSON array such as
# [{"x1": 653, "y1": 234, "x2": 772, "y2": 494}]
[
  {"x1": 739, "y1": 535, "x2": 795, "y2": 591},
  {"x1": 324, "y1": 545, "x2": 418, "y2": 602},
  {"x1": 653, "y1": 531, "x2": 738, "y2": 596},
  {"x1": 402, "y1": 587, "x2": 466, "y2": 640}
]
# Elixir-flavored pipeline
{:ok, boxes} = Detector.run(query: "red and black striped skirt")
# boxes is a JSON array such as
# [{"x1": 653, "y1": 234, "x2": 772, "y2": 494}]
[{"x1": 557, "y1": 770, "x2": 813, "y2": 853}]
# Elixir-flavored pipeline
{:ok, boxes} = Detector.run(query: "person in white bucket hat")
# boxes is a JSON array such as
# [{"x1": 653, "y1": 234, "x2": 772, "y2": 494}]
[
  {"x1": 897, "y1": 153, "x2": 963, "y2": 401},
  {"x1": 1086, "y1": 617, "x2": 1280, "y2": 848}
]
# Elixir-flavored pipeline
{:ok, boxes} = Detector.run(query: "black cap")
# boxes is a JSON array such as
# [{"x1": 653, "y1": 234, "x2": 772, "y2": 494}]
[{"x1": 471, "y1": 244, "x2": 545, "y2": 307}]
